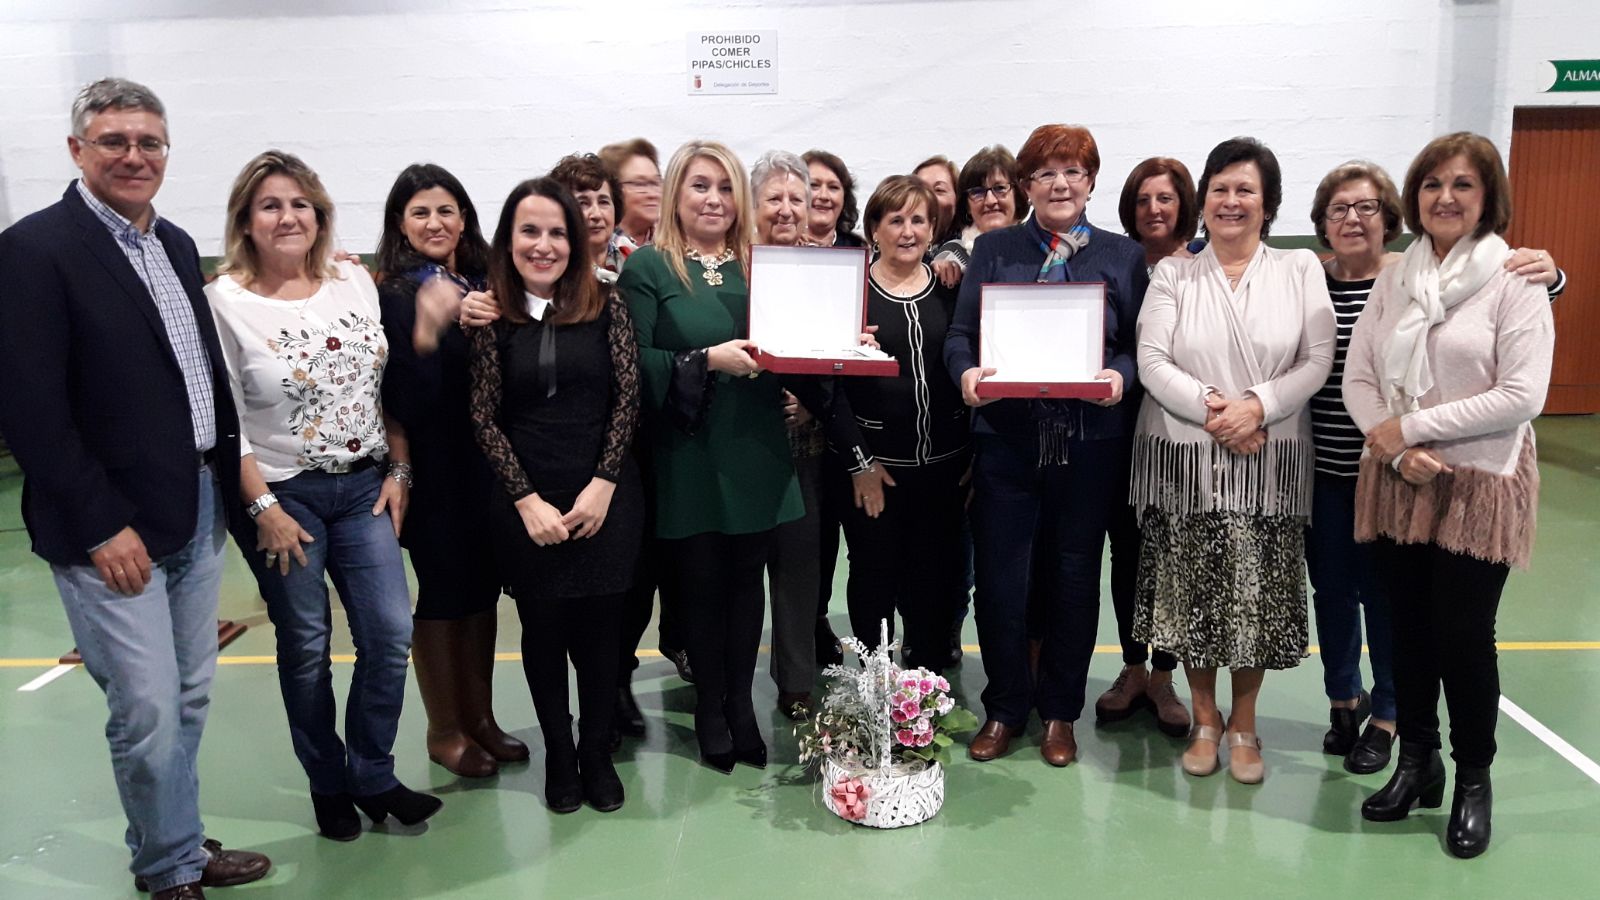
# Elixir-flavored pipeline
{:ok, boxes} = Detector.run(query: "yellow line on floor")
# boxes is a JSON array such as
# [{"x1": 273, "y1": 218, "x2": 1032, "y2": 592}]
[{"x1": 5, "y1": 642, "x2": 1600, "y2": 671}]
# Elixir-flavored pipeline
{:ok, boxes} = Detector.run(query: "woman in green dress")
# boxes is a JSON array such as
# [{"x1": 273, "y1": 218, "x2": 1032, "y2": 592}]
[{"x1": 617, "y1": 140, "x2": 803, "y2": 773}]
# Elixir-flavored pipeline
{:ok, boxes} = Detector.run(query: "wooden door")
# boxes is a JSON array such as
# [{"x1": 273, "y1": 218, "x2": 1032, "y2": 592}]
[{"x1": 1508, "y1": 107, "x2": 1600, "y2": 414}]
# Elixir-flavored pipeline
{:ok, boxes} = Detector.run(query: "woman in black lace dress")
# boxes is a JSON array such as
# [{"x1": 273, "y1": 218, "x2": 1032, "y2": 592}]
[{"x1": 469, "y1": 177, "x2": 643, "y2": 814}]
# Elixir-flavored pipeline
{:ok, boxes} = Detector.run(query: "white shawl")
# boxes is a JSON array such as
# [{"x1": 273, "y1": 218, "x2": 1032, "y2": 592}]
[{"x1": 1381, "y1": 233, "x2": 1508, "y2": 414}]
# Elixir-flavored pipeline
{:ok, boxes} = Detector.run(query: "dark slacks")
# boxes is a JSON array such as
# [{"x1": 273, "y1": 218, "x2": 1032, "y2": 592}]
[
  {"x1": 662, "y1": 530, "x2": 773, "y2": 755},
  {"x1": 839, "y1": 455, "x2": 967, "y2": 672},
  {"x1": 1373, "y1": 539, "x2": 1508, "y2": 769},
  {"x1": 1107, "y1": 499, "x2": 1177, "y2": 671},
  {"x1": 971, "y1": 433, "x2": 1128, "y2": 726}
]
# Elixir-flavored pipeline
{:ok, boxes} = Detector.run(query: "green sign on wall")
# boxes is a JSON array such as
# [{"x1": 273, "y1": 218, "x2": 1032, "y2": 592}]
[{"x1": 1546, "y1": 60, "x2": 1600, "y2": 93}]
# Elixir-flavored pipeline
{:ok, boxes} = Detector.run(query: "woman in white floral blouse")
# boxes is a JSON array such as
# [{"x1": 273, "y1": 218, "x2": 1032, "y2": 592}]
[{"x1": 206, "y1": 150, "x2": 436, "y2": 842}]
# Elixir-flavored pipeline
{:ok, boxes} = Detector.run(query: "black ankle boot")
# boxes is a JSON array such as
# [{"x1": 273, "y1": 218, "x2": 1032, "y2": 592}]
[
  {"x1": 543, "y1": 727, "x2": 583, "y2": 814},
  {"x1": 351, "y1": 783, "x2": 443, "y2": 826},
  {"x1": 311, "y1": 791, "x2": 362, "y2": 841},
  {"x1": 1323, "y1": 692, "x2": 1371, "y2": 756},
  {"x1": 580, "y1": 751, "x2": 625, "y2": 812},
  {"x1": 1361, "y1": 742, "x2": 1445, "y2": 822},
  {"x1": 1447, "y1": 766, "x2": 1493, "y2": 858}
]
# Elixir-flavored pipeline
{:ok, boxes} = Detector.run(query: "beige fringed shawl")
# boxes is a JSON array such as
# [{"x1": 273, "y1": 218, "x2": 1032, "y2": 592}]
[
  {"x1": 1130, "y1": 244, "x2": 1336, "y2": 518},
  {"x1": 1342, "y1": 262, "x2": 1554, "y2": 568}
]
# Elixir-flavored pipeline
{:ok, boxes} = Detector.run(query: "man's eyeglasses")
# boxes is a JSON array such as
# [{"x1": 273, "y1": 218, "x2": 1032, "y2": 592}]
[{"x1": 82, "y1": 135, "x2": 170, "y2": 159}]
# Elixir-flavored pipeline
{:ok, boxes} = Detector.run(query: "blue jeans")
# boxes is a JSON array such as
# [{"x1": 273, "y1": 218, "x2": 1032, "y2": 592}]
[
  {"x1": 52, "y1": 464, "x2": 225, "y2": 893},
  {"x1": 232, "y1": 465, "x2": 413, "y2": 796},
  {"x1": 1306, "y1": 472, "x2": 1396, "y2": 721}
]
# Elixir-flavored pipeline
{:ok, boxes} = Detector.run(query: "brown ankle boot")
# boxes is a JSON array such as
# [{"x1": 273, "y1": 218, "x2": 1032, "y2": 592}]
[
  {"x1": 461, "y1": 609, "x2": 530, "y2": 763},
  {"x1": 412, "y1": 618, "x2": 498, "y2": 778}
]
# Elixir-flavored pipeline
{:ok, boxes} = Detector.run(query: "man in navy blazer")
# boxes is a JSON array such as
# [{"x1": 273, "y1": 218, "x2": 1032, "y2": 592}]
[{"x1": 0, "y1": 78, "x2": 269, "y2": 899}]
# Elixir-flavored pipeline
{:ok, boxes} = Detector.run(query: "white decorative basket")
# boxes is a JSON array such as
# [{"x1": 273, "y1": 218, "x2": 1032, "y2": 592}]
[{"x1": 821, "y1": 755, "x2": 944, "y2": 828}]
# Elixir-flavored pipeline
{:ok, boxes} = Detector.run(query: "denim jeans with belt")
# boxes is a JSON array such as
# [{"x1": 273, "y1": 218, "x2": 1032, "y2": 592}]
[
  {"x1": 52, "y1": 464, "x2": 225, "y2": 894},
  {"x1": 231, "y1": 464, "x2": 413, "y2": 796},
  {"x1": 1306, "y1": 472, "x2": 1396, "y2": 721}
]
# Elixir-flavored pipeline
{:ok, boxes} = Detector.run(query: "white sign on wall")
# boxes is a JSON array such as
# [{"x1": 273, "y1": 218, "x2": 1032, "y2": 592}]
[{"x1": 686, "y1": 31, "x2": 777, "y2": 95}]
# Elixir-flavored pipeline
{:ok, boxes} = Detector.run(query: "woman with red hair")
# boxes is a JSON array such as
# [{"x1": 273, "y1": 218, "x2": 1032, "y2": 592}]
[{"x1": 944, "y1": 124, "x2": 1148, "y2": 767}]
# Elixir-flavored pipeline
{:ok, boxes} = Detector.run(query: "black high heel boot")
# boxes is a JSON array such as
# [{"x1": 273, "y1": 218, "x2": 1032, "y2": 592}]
[
  {"x1": 725, "y1": 694, "x2": 767, "y2": 769},
  {"x1": 351, "y1": 783, "x2": 443, "y2": 826},
  {"x1": 1447, "y1": 766, "x2": 1493, "y2": 858},
  {"x1": 1361, "y1": 742, "x2": 1445, "y2": 822}
]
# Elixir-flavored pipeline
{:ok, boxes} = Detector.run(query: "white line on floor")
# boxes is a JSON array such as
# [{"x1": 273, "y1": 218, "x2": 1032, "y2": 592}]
[
  {"x1": 1500, "y1": 694, "x2": 1600, "y2": 786},
  {"x1": 16, "y1": 664, "x2": 75, "y2": 692}
]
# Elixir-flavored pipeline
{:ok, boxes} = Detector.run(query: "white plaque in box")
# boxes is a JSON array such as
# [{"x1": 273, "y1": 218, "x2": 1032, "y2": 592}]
[
  {"x1": 748, "y1": 244, "x2": 898, "y2": 376},
  {"x1": 976, "y1": 281, "x2": 1112, "y2": 399}
]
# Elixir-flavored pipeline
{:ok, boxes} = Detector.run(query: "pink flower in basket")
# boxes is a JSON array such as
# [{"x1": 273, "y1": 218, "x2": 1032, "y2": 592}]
[
  {"x1": 891, "y1": 707, "x2": 910, "y2": 724},
  {"x1": 830, "y1": 777, "x2": 871, "y2": 822},
  {"x1": 899, "y1": 698, "x2": 922, "y2": 719},
  {"x1": 935, "y1": 693, "x2": 956, "y2": 716}
]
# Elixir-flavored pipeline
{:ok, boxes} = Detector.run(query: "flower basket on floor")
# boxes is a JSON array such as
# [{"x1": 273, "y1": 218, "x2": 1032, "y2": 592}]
[{"x1": 797, "y1": 621, "x2": 978, "y2": 829}]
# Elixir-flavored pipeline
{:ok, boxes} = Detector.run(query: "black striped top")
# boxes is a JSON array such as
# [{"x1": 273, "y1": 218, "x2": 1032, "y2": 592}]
[{"x1": 1310, "y1": 272, "x2": 1374, "y2": 478}]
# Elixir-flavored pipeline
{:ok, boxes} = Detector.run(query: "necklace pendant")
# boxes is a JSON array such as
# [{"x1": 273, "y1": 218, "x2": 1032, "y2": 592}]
[{"x1": 702, "y1": 269, "x2": 724, "y2": 287}]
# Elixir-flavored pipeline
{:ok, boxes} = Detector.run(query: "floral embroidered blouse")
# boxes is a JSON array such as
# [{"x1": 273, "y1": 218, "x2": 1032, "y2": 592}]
[{"x1": 205, "y1": 260, "x2": 390, "y2": 482}]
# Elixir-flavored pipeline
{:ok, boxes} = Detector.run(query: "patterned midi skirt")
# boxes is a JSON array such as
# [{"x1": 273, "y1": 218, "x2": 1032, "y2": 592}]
[{"x1": 1132, "y1": 508, "x2": 1309, "y2": 670}]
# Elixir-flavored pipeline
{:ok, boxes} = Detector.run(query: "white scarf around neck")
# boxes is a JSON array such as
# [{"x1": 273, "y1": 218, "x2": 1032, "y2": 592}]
[{"x1": 1380, "y1": 232, "x2": 1508, "y2": 414}]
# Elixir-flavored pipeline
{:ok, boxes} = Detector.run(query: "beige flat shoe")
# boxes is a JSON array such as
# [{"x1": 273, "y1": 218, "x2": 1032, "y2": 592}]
[
  {"x1": 1182, "y1": 724, "x2": 1222, "y2": 776},
  {"x1": 1226, "y1": 730, "x2": 1265, "y2": 784}
]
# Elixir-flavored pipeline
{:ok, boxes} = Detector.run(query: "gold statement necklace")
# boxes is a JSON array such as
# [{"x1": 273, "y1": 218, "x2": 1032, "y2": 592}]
[{"x1": 686, "y1": 247, "x2": 736, "y2": 286}]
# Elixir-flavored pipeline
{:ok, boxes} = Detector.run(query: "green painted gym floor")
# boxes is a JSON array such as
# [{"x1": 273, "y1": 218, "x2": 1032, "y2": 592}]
[{"x1": 2, "y1": 417, "x2": 1598, "y2": 899}]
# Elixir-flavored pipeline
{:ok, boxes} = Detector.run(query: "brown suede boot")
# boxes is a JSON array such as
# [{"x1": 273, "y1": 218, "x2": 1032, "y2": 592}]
[
  {"x1": 461, "y1": 609, "x2": 530, "y2": 763},
  {"x1": 412, "y1": 618, "x2": 498, "y2": 778}
]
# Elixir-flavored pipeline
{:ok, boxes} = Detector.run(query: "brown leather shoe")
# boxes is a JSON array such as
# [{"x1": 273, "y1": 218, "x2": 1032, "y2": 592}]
[
  {"x1": 1146, "y1": 678, "x2": 1192, "y2": 737},
  {"x1": 1040, "y1": 720, "x2": 1077, "y2": 767},
  {"x1": 153, "y1": 884, "x2": 204, "y2": 900},
  {"x1": 134, "y1": 839, "x2": 270, "y2": 892},
  {"x1": 968, "y1": 720, "x2": 1016, "y2": 761},
  {"x1": 1094, "y1": 664, "x2": 1150, "y2": 722}
]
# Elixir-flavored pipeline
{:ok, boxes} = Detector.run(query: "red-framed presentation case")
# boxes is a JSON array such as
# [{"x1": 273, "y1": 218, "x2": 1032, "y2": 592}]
[
  {"x1": 747, "y1": 244, "x2": 900, "y2": 376},
  {"x1": 975, "y1": 281, "x2": 1113, "y2": 400}
]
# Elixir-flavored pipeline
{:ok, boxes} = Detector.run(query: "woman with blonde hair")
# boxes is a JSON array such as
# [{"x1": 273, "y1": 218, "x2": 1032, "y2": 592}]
[
  {"x1": 618, "y1": 140, "x2": 798, "y2": 772},
  {"x1": 207, "y1": 150, "x2": 435, "y2": 840}
]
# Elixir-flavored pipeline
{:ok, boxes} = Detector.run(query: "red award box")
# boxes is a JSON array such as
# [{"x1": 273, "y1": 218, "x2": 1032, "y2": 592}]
[
  {"x1": 974, "y1": 282, "x2": 1114, "y2": 399},
  {"x1": 747, "y1": 244, "x2": 899, "y2": 376}
]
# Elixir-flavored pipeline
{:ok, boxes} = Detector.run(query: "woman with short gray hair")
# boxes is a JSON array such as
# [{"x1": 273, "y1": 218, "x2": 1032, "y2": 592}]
[{"x1": 751, "y1": 148, "x2": 825, "y2": 720}]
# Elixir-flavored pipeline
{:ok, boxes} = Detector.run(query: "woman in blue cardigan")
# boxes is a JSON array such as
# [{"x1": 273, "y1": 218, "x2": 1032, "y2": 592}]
[{"x1": 943, "y1": 123, "x2": 1149, "y2": 767}]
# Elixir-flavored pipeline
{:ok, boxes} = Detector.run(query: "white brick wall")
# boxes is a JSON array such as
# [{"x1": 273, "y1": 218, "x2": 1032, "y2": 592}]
[{"x1": 2, "y1": 0, "x2": 1596, "y2": 249}]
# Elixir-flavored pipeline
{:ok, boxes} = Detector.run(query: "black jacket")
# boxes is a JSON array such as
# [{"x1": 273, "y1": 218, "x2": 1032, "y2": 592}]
[{"x1": 0, "y1": 183, "x2": 241, "y2": 566}]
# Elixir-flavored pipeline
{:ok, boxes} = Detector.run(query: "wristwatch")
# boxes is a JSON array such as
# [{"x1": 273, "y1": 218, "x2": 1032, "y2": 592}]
[{"x1": 246, "y1": 492, "x2": 280, "y2": 519}]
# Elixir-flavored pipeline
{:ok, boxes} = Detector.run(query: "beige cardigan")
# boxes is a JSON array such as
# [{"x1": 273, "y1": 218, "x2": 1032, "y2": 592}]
[
  {"x1": 1342, "y1": 263, "x2": 1554, "y2": 567},
  {"x1": 1131, "y1": 243, "x2": 1335, "y2": 518}
]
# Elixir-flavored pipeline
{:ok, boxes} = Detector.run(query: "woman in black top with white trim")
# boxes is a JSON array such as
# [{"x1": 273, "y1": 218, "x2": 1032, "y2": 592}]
[{"x1": 828, "y1": 175, "x2": 968, "y2": 672}]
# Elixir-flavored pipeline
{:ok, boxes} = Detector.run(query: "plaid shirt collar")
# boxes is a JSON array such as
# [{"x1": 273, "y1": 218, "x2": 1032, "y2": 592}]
[{"x1": 75, "y1": 179, "x2": 162, "y2": 244}]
